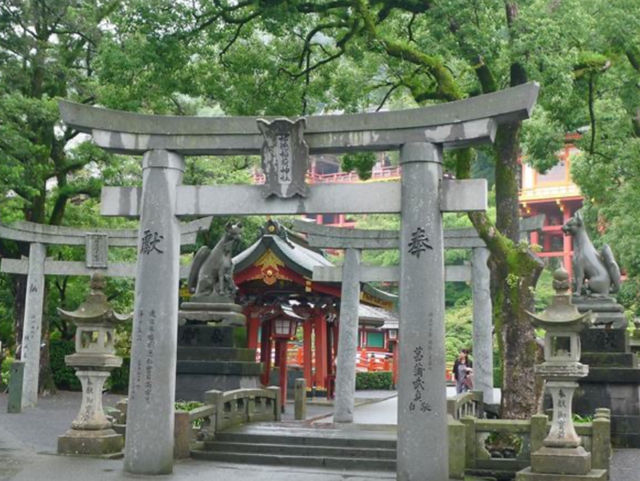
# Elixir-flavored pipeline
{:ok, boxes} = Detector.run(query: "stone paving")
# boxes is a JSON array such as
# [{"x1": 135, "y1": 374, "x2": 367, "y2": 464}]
[{"x1": 0, "y1": 390, "x2": 638, "y2": 481}]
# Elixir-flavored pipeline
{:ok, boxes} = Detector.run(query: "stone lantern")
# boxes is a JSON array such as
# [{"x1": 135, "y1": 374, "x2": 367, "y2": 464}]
[
  {"x1": 517, "y1": 267, "x2": 606, "y2": 481},
  {"x1": 57, "y1": 273, "x2": 130, "y2": 456}
]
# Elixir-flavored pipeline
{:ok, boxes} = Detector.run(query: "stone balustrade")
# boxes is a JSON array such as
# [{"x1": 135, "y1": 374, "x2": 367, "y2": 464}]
[
  {"x1": 174, "y1": 387, "x2": 281, "y2": 457},
  {"x1": 111, "y1": 390, "x2": 610, "y2": 479},
  {"x1": 111, "y1": 387, "x2": 282, "y2": 459},
  {"x1": 447, "y1": 390, "x2": 484, "y2": 420},
  {"x1": 458, "y1": 409, "x2": 611, "y2": 480}
]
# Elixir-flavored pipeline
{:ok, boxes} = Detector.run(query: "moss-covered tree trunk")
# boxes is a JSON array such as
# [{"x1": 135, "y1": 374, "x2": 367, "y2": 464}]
[
  {"x1": 351, "y1": 0, "x2": 545, "y2": 418},
  {"x1": 466, "y1": 122, "x2": 544, "y2": 418}
]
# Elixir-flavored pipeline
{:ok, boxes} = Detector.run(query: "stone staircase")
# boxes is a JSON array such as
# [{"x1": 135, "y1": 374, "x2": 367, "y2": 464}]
[{"x1": 191, "y1": 423, "x2": 397, "y2": 471}]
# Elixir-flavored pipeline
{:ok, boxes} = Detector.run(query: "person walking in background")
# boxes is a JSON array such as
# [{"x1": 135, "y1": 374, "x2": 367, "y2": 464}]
[{"x1": 453, "y1": 348, "x2": 473, "y2": 393}]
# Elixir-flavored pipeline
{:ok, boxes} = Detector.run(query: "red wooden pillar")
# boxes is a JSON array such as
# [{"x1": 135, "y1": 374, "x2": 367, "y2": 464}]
[
  {"x1": 277, "y1": 339, "x2": 288, "y2": 412},
  {"x1": 562, "y1": 204, "x2": 573, "y2": 277},
  {"x1": 274, "y1": 335, "x2": 281, "y2": 366},
  {"x1": 529, "y1": 208, "x2": 539, "y2": 247},
  {"x1": 314, "y1": 313, "x2": 327, "y2": 389},
  {"x1": 326, "y1": 321, "x2": 334, "y2": 399},
  {"x1": 326, "y1": 323, "x2": 333, "y2": 374},
  {"x1": 260, "y1": 321, "x2": 272, "y2": 386},
  {"x1": 530, "y1": 230, "x2": 539, "y2": 247},
  {"x1": 303, "y1": 321, "x2": 312, "y2": 387},
  {"x1": 247, "y1": 312, "x2": 260, "y2": 350}
]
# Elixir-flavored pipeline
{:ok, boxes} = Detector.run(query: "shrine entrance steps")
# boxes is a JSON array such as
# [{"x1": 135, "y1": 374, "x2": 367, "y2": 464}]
[{"x1": 191, "y1": 422, "x2": 397, "y2": 471}]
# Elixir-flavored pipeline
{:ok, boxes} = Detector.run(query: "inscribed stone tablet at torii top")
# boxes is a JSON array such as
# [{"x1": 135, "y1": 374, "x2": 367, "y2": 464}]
[{"x1": 257, "y1": 118, "x2": 309, "y2": 198}]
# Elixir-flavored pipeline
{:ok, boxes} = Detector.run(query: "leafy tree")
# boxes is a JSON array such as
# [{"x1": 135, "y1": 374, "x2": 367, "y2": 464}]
[
  {"x1": 0, "y1": 0, "x2": 126, "y2": 391},
  {"x1": 90, "y1": 0, "x2": 557, "y2": 417},
  {"x1": 521, "y1": 0, "x2": 640, "y2": 315}
]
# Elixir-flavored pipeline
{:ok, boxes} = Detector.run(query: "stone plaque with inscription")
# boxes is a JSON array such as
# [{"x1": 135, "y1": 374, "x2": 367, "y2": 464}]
[
  {"x1": 85, "y1": 234, "x2": 108, "y2": 269},
  {"x1": 257, "y1": 118, "x2": 308, "y2": 198}
]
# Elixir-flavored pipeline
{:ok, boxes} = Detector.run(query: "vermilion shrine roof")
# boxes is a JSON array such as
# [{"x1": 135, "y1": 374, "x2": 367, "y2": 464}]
[{"x1": 232, "y1": 220, "x2": 397, "y2": 312}]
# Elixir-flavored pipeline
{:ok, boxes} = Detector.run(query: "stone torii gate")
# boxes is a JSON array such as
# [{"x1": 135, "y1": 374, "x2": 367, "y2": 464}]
[
  {"x1": 294, "y1": 221, "x2": 495, "y2": 423},
  {"x1": 300, "y1": 217, "x2": 545, "y2": 419},
  {"x1": 59, "y1": 82, "x2": 538, "y2": 479},
  {"x1": 0, "y1": 218, "x2": 211, "y2": 410}
]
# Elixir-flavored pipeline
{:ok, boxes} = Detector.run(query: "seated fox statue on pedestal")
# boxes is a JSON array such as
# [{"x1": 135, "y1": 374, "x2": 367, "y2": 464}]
[
  {"x1": 561, "y1": 210, "x2": 620, "y2": 296},
  {"x1": 187, "y1": 221, "x2": 243, "y2": 301}
]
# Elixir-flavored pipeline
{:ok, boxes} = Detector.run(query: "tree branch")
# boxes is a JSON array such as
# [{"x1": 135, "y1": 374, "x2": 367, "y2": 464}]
[
  {"x1": 376, "y1": 82, "x2": 400, "y2": 111},
  {"x1": 354, "y1": 0, "x2": 462, "y2": 102}
]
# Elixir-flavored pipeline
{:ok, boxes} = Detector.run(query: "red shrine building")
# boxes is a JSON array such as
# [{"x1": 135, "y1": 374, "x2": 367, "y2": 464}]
[
  {"x1": 233, "y1": 220, "x2": 398, "y2": 399},
  {"x1": 519, "y1": 134, "x2": 584, "y2": 275}
]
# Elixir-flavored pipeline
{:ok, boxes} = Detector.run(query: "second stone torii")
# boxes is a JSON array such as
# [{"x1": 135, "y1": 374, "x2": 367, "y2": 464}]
[{"x1": 294, "y1": 220, "x2": 496, "y2": 423}]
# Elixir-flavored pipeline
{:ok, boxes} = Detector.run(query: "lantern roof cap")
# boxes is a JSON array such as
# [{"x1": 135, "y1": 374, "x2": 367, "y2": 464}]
[
  {"x1": 527, "y1": 267, "x2": 593, "y2": 331},
  {"x1": 57, "y1": 273, "x2": 131, "y2": 325}
]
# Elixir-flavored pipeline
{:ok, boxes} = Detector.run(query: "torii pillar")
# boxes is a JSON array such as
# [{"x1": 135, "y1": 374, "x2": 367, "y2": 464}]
[
  {"x1": 398, "y1": 142, "x2": 447, "y2": 481},
  {"x1": 124, "y1": 150, "x2": 184, "y2": 475}
]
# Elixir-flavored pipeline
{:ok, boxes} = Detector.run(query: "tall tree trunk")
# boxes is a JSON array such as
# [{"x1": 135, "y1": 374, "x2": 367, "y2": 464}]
[{"x1": 467, "y1": 123, "x2": 544, "y2": 419}]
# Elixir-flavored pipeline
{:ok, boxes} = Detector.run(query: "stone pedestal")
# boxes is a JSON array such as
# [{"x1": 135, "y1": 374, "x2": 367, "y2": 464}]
[
  {"x1": 516, "y1": 467, "x2": 607, "y2": 481},
  {"x1": 573, "y1": 297, "x2": 640, "y2": 447},
  {"x1": 175, "y1": 324, "x2": 261, "y2": 401},
  {"x1": 178, "y1": 301, "x2": 246, "y2": 326},
  {"x1": 58, "y1": 368, "x2": 124, "y2": 457},
  {"x1": 530, "y1": 446, "x2": 591, "y2": 475},
  {"x1": 58, "y1": 428, "x2": 124, "y2": 458},
  {"x1": 7, "y1": 361, "x2": 24, "y2": 413}
]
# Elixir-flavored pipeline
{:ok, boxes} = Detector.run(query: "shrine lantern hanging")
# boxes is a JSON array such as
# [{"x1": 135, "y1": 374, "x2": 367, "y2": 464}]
[{"x1": 272, "y1": 318, "x2": 298, "y2": 339}]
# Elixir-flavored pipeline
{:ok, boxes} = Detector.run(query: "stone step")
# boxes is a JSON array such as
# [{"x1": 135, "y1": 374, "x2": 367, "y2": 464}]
[
  {"x1": 190, "y1": 449, "x2": 396, "y2": 471},
  {"x1": 177, "y1": 346, "x2": 256, "y2": 362},
  {"x1": 214, "y1": 429, "x2": 397, "y2": 450},
  {"x1": 204, "y1": 440, "x2": 397, "y2": 459}
]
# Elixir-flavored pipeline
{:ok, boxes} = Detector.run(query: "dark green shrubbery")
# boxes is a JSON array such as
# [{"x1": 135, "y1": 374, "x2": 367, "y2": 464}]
[
  {"x1": 355, "y1": 371, "x2": 393, "y2": 390},
  {"x1": 50, "y1": 339, "x2": 81, "y2": 391},
  {"x1": 50, "y1": 338, "x2": 130, "y2": 393},
  {"x1": 1, "y1": 355, "x2": 14, "y2": 390}
]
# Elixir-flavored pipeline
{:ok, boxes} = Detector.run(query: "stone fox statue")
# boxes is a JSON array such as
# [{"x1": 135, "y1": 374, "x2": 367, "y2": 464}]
[
  {"x1": 561, "y1": 211, "x2": 620, "y2": 295},
  {"x1": 188, "y1": 222, "x2": 243, "y2": 299}
]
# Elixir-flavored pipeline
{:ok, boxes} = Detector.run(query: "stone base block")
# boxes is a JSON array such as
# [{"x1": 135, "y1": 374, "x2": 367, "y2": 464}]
[
  {"x1": 580, "y1": 328, "x2": 627, "y2": 353},
  {"x1": 57, "y1": 428, "x2": 123, "y2": 457},
  {"x1": 531, "y1": 446, "x2": 591, "y2": 475},
  {"x1": 581, "y1": 352, "x2": 637, "y2": 368},
  {"x1": 516, "y1": 467, "x2": 607, "y2": 481},
  {"x1": 179, "y1": 303, "x2": 246, "y2": 327},
  {"x1": 574, "y1": 296, "x2": 626, "y2": 330},
  {"x1": 175, "y1": 372, "x2": 259, "y2": 402}
]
